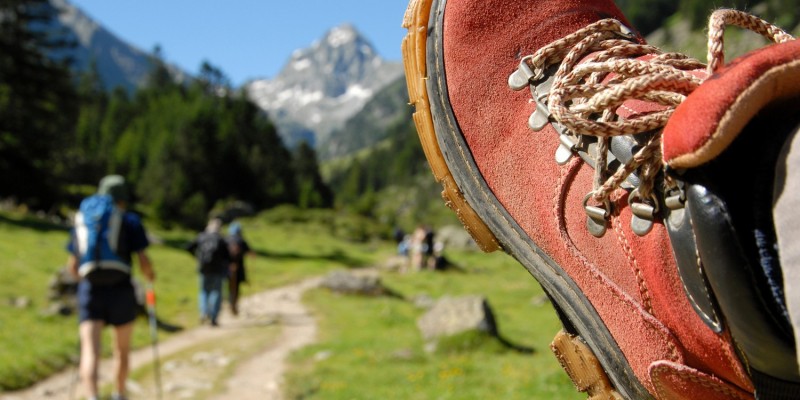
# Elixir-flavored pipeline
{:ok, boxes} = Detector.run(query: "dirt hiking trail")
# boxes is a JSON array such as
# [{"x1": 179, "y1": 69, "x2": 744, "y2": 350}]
[{"x1": 1, "y1": 277, "x2": 322, "y2": 400}]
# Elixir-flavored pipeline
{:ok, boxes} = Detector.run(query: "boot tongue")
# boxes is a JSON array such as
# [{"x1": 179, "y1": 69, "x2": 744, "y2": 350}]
[{"x1": 663, "y1": 40, "x2": 800, "y2": 169}]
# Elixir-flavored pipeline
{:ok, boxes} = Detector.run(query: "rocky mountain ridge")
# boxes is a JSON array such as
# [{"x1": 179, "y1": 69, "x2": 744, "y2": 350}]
[
  {"x1": 50, "y1": 0, "x2": 187, "y2": 92},
  {"x1": 245, "y1": 24, "x2": 404, "y2": 149}
]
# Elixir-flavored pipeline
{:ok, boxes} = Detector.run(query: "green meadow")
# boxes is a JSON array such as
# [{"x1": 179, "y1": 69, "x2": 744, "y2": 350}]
[{"x1": 0, "y1": 208, "x2": 577, "y2": 398}]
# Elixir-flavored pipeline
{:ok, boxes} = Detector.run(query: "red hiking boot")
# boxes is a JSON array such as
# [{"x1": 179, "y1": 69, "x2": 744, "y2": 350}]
[
  {"x1": 403, "y1": 0, "x2": 799, "y2": 398},
  {"x1": 661, "y1": 13, "x2": 800, "y2": 399}
]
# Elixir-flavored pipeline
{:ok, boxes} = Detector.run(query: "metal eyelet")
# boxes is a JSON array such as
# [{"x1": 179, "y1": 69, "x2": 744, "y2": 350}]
[
  {"x1": 665, "y1": 184, "x2": 686, "y2": 210},
  {"x1": 615, "y1": 23, "x2": 636, "y2": 40},
  {"x1": 583, "y1": 193, "x2": 611, "y2": 237},
  {"x1": 508, "y1": 55, "x2": 544, "y2": 91},
  {"x1": 555, "y1": 134, "x2": 577, "y2": 165},
  {"x1": 529, "y1": 102, "x2": 551, "y2": 131},
  {"x1": 629, "y1": 188, "x2": 659, "y2": 236}
]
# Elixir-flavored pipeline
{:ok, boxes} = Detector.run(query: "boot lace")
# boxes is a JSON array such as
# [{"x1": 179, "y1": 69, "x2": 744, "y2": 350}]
[{"x1": 509, "y1": 9, "x2": 794, "y2": 235}]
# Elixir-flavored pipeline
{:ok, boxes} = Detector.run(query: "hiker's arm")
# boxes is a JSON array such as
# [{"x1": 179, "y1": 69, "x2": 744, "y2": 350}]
[
  {"x1": 185, "y1": 240, "x2": 197, "y2": 255},
  {"x1": 244, "y1": 241, "x2": 255, "y2": 257},
  {"x1": 137, "y1": 251, "x2": 155, "y2": 283},
  {"x1": 66, "y1": 254, "x2": 79, "y2": 279}
]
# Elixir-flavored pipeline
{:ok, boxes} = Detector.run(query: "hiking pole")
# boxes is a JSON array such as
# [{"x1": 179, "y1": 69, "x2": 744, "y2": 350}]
[
  {"x1": 145, "y1": 284, "x2": 163, "y2": 400},
  {"x1": 66, "y1": 336, "x2": 80, "y2": 400}
]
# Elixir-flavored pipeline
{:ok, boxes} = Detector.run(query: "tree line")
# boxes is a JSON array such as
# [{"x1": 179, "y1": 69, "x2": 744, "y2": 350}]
[
  {"x1": 0, "y1": 0, "x2": 332, "y2": 229},
  {"x1": 328, "y1": 113, "x2": 426, "y2": 215},
  {"x1": 617, "y1": 0, "x2": 799, "y2": 36},
  {"x1": 326, "y1": 0, "x2": 800, "y2": 231},
  {"x1": 3, "y1": 0, "x2": 796, "y2": 230}
]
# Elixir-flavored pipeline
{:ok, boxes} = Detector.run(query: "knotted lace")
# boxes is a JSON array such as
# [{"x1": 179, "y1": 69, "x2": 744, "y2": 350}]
[{"x1": 515, "y1": 9, "x2": 795, "y2": 212}]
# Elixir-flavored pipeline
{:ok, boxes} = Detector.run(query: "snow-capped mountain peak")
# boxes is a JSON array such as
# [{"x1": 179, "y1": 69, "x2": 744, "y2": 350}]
[
  {"x1": 326, "y1": 24, "x2": 357, "y2": 48},
  {"x1": 246, "y1": 23, "x2": 403, "y2": 148}
]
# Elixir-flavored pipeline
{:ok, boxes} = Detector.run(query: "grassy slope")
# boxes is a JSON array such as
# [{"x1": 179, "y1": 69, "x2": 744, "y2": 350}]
[
  {"x1": 0, "y1": 208, "x2": 391, "y2": 391},
  {"x1": 0, "y1": 209, "x2": 576, "y2": 398},
  {"x1": 0, "y1": 213, "x2": 79, "y2": 390},
  {"x1": 286, "y1": 251, "x2": 580, "y2": 400}
]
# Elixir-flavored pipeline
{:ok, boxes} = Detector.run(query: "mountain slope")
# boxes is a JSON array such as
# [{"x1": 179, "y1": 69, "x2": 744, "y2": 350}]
[
  {"x1": 318, "y1": 76, "x2": 411, "y2": 161},
  {"x1": 246, "y1": 24, "x2": 404, "y2": 148},
  {"x1": 50, "y1": 0, "x2": 187, "y2": 92}
]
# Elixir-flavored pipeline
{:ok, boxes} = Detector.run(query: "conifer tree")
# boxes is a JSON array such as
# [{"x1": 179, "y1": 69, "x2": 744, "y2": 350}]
[
  {"x1": 293, "y1": 141, "x2": 333, "y2": 209},
  {"x1": 0, "y1": 0, "x2": 77, "y2": 208}
]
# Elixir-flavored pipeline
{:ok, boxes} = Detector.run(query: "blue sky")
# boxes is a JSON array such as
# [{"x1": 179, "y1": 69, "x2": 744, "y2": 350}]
[{"x1": 69, "y1": 1, "x2": 410, "y2": 87}]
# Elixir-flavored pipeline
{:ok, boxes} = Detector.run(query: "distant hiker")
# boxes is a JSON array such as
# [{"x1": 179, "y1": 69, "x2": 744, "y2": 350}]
[
  {"x1": 432, "y1": 241, "x2": 451, "y2": 271},
  {"x1": 393, "y1": 227, "x2": 405, "y2": 244},
  {"x1": 409, "y1": 225, "x2": 428, "y2": 271},
  {"x1": 423, "y1": 227, "x2": 436, "y2": 270},
  {"x1": 66, "y1": 175, "x2": 156, "y2": 400},
  {"x1": 398, "y1": 234, "x2": 411, "y2": 257},
  {"x1": 226, "y1": 222, "x2": 253, "y2": 316},
  {"x1": 187, "y1": 218, "x2": 231, "y2": 326}
]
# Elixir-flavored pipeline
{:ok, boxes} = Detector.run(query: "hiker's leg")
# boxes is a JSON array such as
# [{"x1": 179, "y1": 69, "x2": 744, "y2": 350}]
[
  {"x1": 773, "y1": 121, "x2": 800, "y2": 368},
  {"x1": 228, "y1": 276, "x2": 239, "y2": 315},
  {"x1": 410, "y1": 248, "x2": 422, "y2": 271},
  {"x1": 208, "y1": 274, "x2": 224, "y2": 324},
  {"x1": 198, "y1": 274, "x2": 209, "y2": 322},
  {"x1": 79, "y1": 320, "x2": 103, "y2": 399},
  {"x1": 111, "y1": 322, "x2": 134, "y2": 397}
]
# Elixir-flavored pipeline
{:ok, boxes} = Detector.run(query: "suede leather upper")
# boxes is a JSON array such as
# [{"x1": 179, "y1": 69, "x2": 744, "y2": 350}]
[{"x1": 438, "y1": 0, "x2": 752, "y2": 397}]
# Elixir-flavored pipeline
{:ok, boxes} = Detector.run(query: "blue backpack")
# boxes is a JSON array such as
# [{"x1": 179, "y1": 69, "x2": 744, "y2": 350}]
[{"x1": 73, "y1": 194, "x2": 131, "y2": 285}]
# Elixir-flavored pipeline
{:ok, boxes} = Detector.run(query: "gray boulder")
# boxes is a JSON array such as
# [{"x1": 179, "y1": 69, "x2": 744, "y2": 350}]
[
  {"x1": 436, "y1": 225, "x2": 479, "y2": 251},
  {"x1": 321, "y1": 270, "x2": 394, "y2": 297},
  {"x1": 417, "y1": 295, "x2": 498, "y2": 340},
  {"x1": 44, "y1": 266, "x2": 78, "y2": 316}
]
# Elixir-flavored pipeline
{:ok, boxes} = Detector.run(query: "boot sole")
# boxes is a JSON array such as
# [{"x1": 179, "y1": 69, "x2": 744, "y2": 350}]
[{"x1": 402, "y1": 0, "x2": 651, "y2": 398}]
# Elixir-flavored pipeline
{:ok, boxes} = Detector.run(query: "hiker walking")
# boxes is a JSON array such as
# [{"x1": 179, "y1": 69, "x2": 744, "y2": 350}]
[
  {"x1": 226, "y1": 222, "x2": 253, "y2": 316},
  {"x1": 422, "y1": 227, "x2": 436, "y2": 270},
  {"x1": 409, "y1": 225, "x2": 426, "y2": 271},
  {"x1": 187, "y1": 218, "x2": 231, "y2": 326},
  {"x1": 409, "y1": 225, "x2": 435, "y2": 271},
  {"x1": 66, "y1": 175, "x2": 155, "y2": 400}
]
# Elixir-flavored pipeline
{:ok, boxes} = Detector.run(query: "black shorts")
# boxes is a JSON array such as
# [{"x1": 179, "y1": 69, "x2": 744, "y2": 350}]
[{"x1": 77, "y1": 280, "x2": 137, "y2": 326}]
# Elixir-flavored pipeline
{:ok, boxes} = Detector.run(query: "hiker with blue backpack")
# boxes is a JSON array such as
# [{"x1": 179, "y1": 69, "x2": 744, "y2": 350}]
[
  {"x1": 187, "y1": 217, "x2": 232, "y2": 327},
  {"x1": 66, "y1": 175, "x2": 156, "y2": 400}
]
